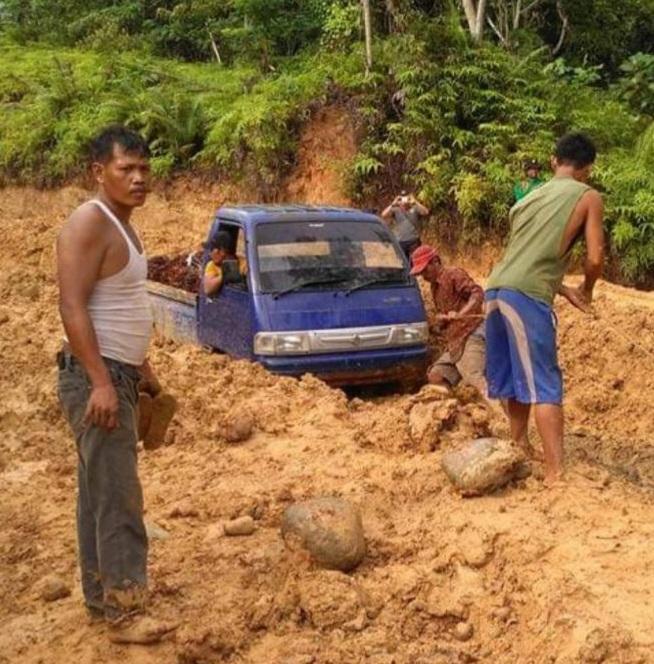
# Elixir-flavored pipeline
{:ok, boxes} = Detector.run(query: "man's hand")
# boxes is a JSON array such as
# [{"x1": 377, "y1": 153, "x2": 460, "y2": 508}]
[
  {"x1": 436, "y1": 310, "x2": 460, "y2": 321},
  {"x1": 560, "y1": 284, "x2": 592, "y2": 313},
  {"x1": 138, "y1": 359, "x2": 162, "y2": 396},
  {"x1": 84, "y1": 383, "x2": 119, "y2": 430}
]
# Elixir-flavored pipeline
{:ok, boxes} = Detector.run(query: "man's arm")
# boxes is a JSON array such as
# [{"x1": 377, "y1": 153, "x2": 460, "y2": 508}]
[
  {"x1": 444, "y1": 269, "x2": 484, "y2": 320},
  {"x1": 381, "y1": 196, "x2": 400, "y2": 221},
  {"x1": 410, "y1": 196, "x2": 430, "y2": 216},
  {"x1": 203, "y1": 264, "x2": 223, "y2": 296},
  {"x1": 57, "y1": 210, "x2": 118, "y2": 430},
  {"x1": 560, "y1": 190, "x2": 604, "y2": 312},
  {"x1": 581, "y1": 190, "x2": 604, "y2": 298}
]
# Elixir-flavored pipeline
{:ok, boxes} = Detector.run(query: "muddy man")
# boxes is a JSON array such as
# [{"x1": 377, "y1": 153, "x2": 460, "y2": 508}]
[
  {"x1": 56, "y1": 125, "x2": 176, "y2": 643},
  {"x1": 485, "y1": 132, "x2": 604, "y2": 485}
]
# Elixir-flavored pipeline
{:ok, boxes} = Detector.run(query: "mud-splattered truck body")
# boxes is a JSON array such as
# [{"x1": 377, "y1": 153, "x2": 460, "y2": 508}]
[{"x1": 147, "y1": 205, "x2": 429, "y2": 386}]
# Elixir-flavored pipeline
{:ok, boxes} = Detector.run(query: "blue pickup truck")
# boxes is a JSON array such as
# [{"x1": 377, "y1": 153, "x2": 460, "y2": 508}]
[{"x1": 147, "y1": 205, "x2": 429, "y2": 386}]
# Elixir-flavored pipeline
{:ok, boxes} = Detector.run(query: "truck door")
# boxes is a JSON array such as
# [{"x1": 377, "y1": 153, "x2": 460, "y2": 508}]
[{"x1": 198, "y1": 222, "x2": 253, "y2": 358}]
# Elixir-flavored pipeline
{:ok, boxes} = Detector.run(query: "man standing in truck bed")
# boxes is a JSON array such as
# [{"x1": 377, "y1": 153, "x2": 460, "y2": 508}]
[
  {"x1": 56, "y1": 125, "x2": 175, "y2": 642},
  {"x1": 485, "y1": 132, "x2": 604, "y2": 485}
]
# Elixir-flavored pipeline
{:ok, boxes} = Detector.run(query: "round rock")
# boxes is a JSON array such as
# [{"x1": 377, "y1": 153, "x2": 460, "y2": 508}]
[
  {"x1": 223, "y1": 411, "x2": 254, "y2": 443},
  {"x1": 441, "y1": 438, "x2": 525, "y2": 495},
  {"x1": 40, "y1": 575, "x2": 71, "y2": 602},
  {"x1": 453, "y1": 621, "x2": 474, "y2": 642},
  {"x1": 224, "y1": 515, "x2": 255, "y2": 536},
  {"x1": 281, "y1": 497, "x2": 366, "y2": 571}
]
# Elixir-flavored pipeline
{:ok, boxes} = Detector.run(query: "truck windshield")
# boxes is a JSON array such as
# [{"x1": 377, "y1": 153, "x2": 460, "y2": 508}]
[{"x1": 256, "y1": 220, "x2": 407, "y2": 293}]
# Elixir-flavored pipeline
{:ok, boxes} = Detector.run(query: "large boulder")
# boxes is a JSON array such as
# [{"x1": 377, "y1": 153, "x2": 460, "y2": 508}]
[
  {"x1": 442, "y1": 438, "x2": 525, "y2": 495},
  {"x1": 281, "y1": 497, "x2": 366, "y2": 571}
]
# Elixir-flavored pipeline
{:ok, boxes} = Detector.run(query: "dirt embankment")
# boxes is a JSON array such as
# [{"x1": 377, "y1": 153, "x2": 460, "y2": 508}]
[{"x1": 1, "y1": 185, "x2": 654, "y2": 664}]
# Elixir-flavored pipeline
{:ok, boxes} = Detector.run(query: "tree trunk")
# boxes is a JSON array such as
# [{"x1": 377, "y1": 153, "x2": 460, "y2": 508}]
[
  {"x1": 474, "y1": 0, "x2": 488, "y2": 42},
  {"x1": 361, "y1": 0, "x2": 373, "y2": 72},
  {"x1": 461, "y1": 0, "x2": 478, "y2": 34},
  {"x1": 461, "y1": 0, "x2": 487, "y2": 43}
]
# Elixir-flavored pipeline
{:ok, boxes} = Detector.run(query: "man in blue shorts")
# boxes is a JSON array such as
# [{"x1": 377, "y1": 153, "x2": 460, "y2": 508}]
[{"x1": 485, "y1": 133, "x2": 604, "y2": 484}]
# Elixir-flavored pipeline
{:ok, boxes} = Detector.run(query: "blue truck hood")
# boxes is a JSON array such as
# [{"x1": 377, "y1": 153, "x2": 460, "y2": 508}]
[{"x1": 253, "y1": 285, "x2": 426, "y2": 331}]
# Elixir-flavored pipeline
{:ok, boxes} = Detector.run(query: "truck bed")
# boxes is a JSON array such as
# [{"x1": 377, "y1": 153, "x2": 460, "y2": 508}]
[{"x1": 147, "y1": 280, "x2": 198, "y2": 345}]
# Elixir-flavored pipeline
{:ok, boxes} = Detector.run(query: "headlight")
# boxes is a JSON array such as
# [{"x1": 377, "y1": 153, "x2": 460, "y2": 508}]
[
  {"x1": 254, "y1": 331, "x2": 311, "y2": 355},
  {"x1": 393, "y1": 322, "x2": 429, "y2": 345}
]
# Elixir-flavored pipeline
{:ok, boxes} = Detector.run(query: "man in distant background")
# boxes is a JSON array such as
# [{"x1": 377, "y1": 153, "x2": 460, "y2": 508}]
[
  {"x1": 381, "y1": 191, "x2": 430, "y2": 258},
  {"x1": 513, "y1": 159, "x2": 545, "y2": 202}
]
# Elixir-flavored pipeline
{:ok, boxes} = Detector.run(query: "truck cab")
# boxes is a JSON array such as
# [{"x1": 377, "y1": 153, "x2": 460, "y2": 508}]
[{"x1": 197, "y1": 205, "x2": 428, "y2": 385}]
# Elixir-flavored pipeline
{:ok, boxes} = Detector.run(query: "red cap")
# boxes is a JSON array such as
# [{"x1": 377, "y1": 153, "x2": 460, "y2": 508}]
[{"x1": 410, "y1": 245, "x2": 439, "y2": 275}]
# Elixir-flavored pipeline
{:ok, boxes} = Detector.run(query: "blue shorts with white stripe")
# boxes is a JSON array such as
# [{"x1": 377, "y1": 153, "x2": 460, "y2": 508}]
[{"x1": 485, "y1": 288, "x2": 563, "y2": 405}]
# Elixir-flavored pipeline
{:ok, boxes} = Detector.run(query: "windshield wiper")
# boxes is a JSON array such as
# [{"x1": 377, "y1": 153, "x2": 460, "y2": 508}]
[
  {"x1": 272, "y1": 276, "x2": 350, "y2": 299},
  {"x1": 343, "y1": 275, "x2": 407, "y2": 296}
]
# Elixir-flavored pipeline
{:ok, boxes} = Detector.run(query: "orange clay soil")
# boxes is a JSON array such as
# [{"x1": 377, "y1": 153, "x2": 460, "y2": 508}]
[{"x1": 0, "y1": 184, "x2": 653, "y2": 664}]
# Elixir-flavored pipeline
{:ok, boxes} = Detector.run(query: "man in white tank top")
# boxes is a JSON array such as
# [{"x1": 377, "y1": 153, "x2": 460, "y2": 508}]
[{"x1": 56, "y1": 125, "x2": 175, "y2": 642}]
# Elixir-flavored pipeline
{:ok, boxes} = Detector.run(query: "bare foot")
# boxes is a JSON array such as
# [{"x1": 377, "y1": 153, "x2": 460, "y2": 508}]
[{"x1": 108, "y1": 617, "x2": 178, "y2": 645}]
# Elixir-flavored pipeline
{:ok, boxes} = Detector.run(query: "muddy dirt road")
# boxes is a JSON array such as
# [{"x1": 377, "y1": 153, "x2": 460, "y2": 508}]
[{"x1": 1, "y1": 186, "x2": 653, "y2": 663}]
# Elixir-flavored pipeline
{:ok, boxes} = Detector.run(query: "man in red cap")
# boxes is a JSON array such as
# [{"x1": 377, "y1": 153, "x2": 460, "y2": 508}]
[{"x1": 410, "y1": 245, "x2": 486, "y2": 394}]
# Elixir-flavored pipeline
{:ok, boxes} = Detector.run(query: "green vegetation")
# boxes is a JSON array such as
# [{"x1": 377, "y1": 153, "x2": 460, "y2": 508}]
[{"x1": 1, "y1": 1, "x2": 653, "y2": 284}]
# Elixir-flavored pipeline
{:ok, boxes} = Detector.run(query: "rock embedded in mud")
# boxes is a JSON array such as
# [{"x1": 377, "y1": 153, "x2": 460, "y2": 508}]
[
  {"x1": 493, "y1": 606, "x2": 512, "y2": 622},
  {"x1": 145, "y1": 520, "x2": 170, "y2": 541},
  {"x1": 40, "y1": 575, "x2": 71, "y2": 602},
  {"x1": 281, "y1": 497, "x2": 366, "y2": 571},
  {"x1": 409, "y1": 399, "x2": 459, "y2": 451},
  {"x1": 441, "y1": 438, "x2": 525, "y2": 495},
  {"x1": 224, "y1": 515, "x2": 256, "y2": 536},
  {"x1": 223, "y1": 411, "x2": 254, "y2": 443},
  {"x1": 453, "y1": 621, "x2": 474, "y2": 641},
  {"x1": 167, "y1": 498, "x2": 198, "y2": 518}
]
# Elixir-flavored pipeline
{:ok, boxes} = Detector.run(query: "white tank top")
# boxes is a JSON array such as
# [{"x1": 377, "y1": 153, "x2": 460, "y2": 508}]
[{"x1": 71, "y1": 199, "x2": 153, "y2": 366}]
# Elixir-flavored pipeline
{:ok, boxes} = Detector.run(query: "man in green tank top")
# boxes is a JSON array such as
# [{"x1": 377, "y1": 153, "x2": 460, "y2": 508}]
[{"x1": 485, "y1": 133, "x2": 604, "y2": 485}]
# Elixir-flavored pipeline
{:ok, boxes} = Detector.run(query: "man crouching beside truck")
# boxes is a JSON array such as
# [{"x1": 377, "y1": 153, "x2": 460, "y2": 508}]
[
  {"x1": 56, "y1": 125, "x2": 176, "y2": 643},
  {"x1": 485, "y1": 132, "x2": 604, "y2": 486},
  {"x1": 410, "y1": 245, "x2": 487, "y2": 397}
]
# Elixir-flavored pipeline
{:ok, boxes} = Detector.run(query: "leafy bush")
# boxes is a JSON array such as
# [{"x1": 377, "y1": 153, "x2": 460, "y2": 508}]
[{"x1": 617, "y1": 53, "x2": 654, "y2": 117}]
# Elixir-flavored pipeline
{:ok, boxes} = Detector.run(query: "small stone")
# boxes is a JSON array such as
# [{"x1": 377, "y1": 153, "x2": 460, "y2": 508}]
[
  {"x1": 203, "y1": 523, "x2": 225, "y2": 542},
  {"x1": 281, "y1": 497, "x2": 366, "y2": 571},
  {"x1": 145, "y1": 520, "x2": 170, "y2": 541},
  {"x1": 40, "y1": 575, "x2": 71, "y2": 602},
  {"x1": 223, "y1": 411, "x2": 254, "y2": 443},
  {"x1": 224, "y1": 516, "x2": 256, "y2": 536},
  {"x1": 442, "y1": 438, "x2": 525, "y2": 495},
  {"x1": 167, "y1": 499, "x2": 198, "y2": 518},
  {"x1": 0, "y1": 312, "x2": 9, "y2": 325},
  {"x1": 453, "y1": 621, "x2": 474, "y2": 642}
]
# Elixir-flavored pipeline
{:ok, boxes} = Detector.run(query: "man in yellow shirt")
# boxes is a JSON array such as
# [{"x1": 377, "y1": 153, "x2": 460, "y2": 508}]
[{"x1": 203, "y1": 231, "x2": 247, "y2": 296}]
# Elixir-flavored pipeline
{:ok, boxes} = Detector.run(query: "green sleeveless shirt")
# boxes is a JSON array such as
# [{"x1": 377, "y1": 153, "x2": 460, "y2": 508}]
[{"x1": 487, "y1": 176, "x2": 590, "y2": 305}]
